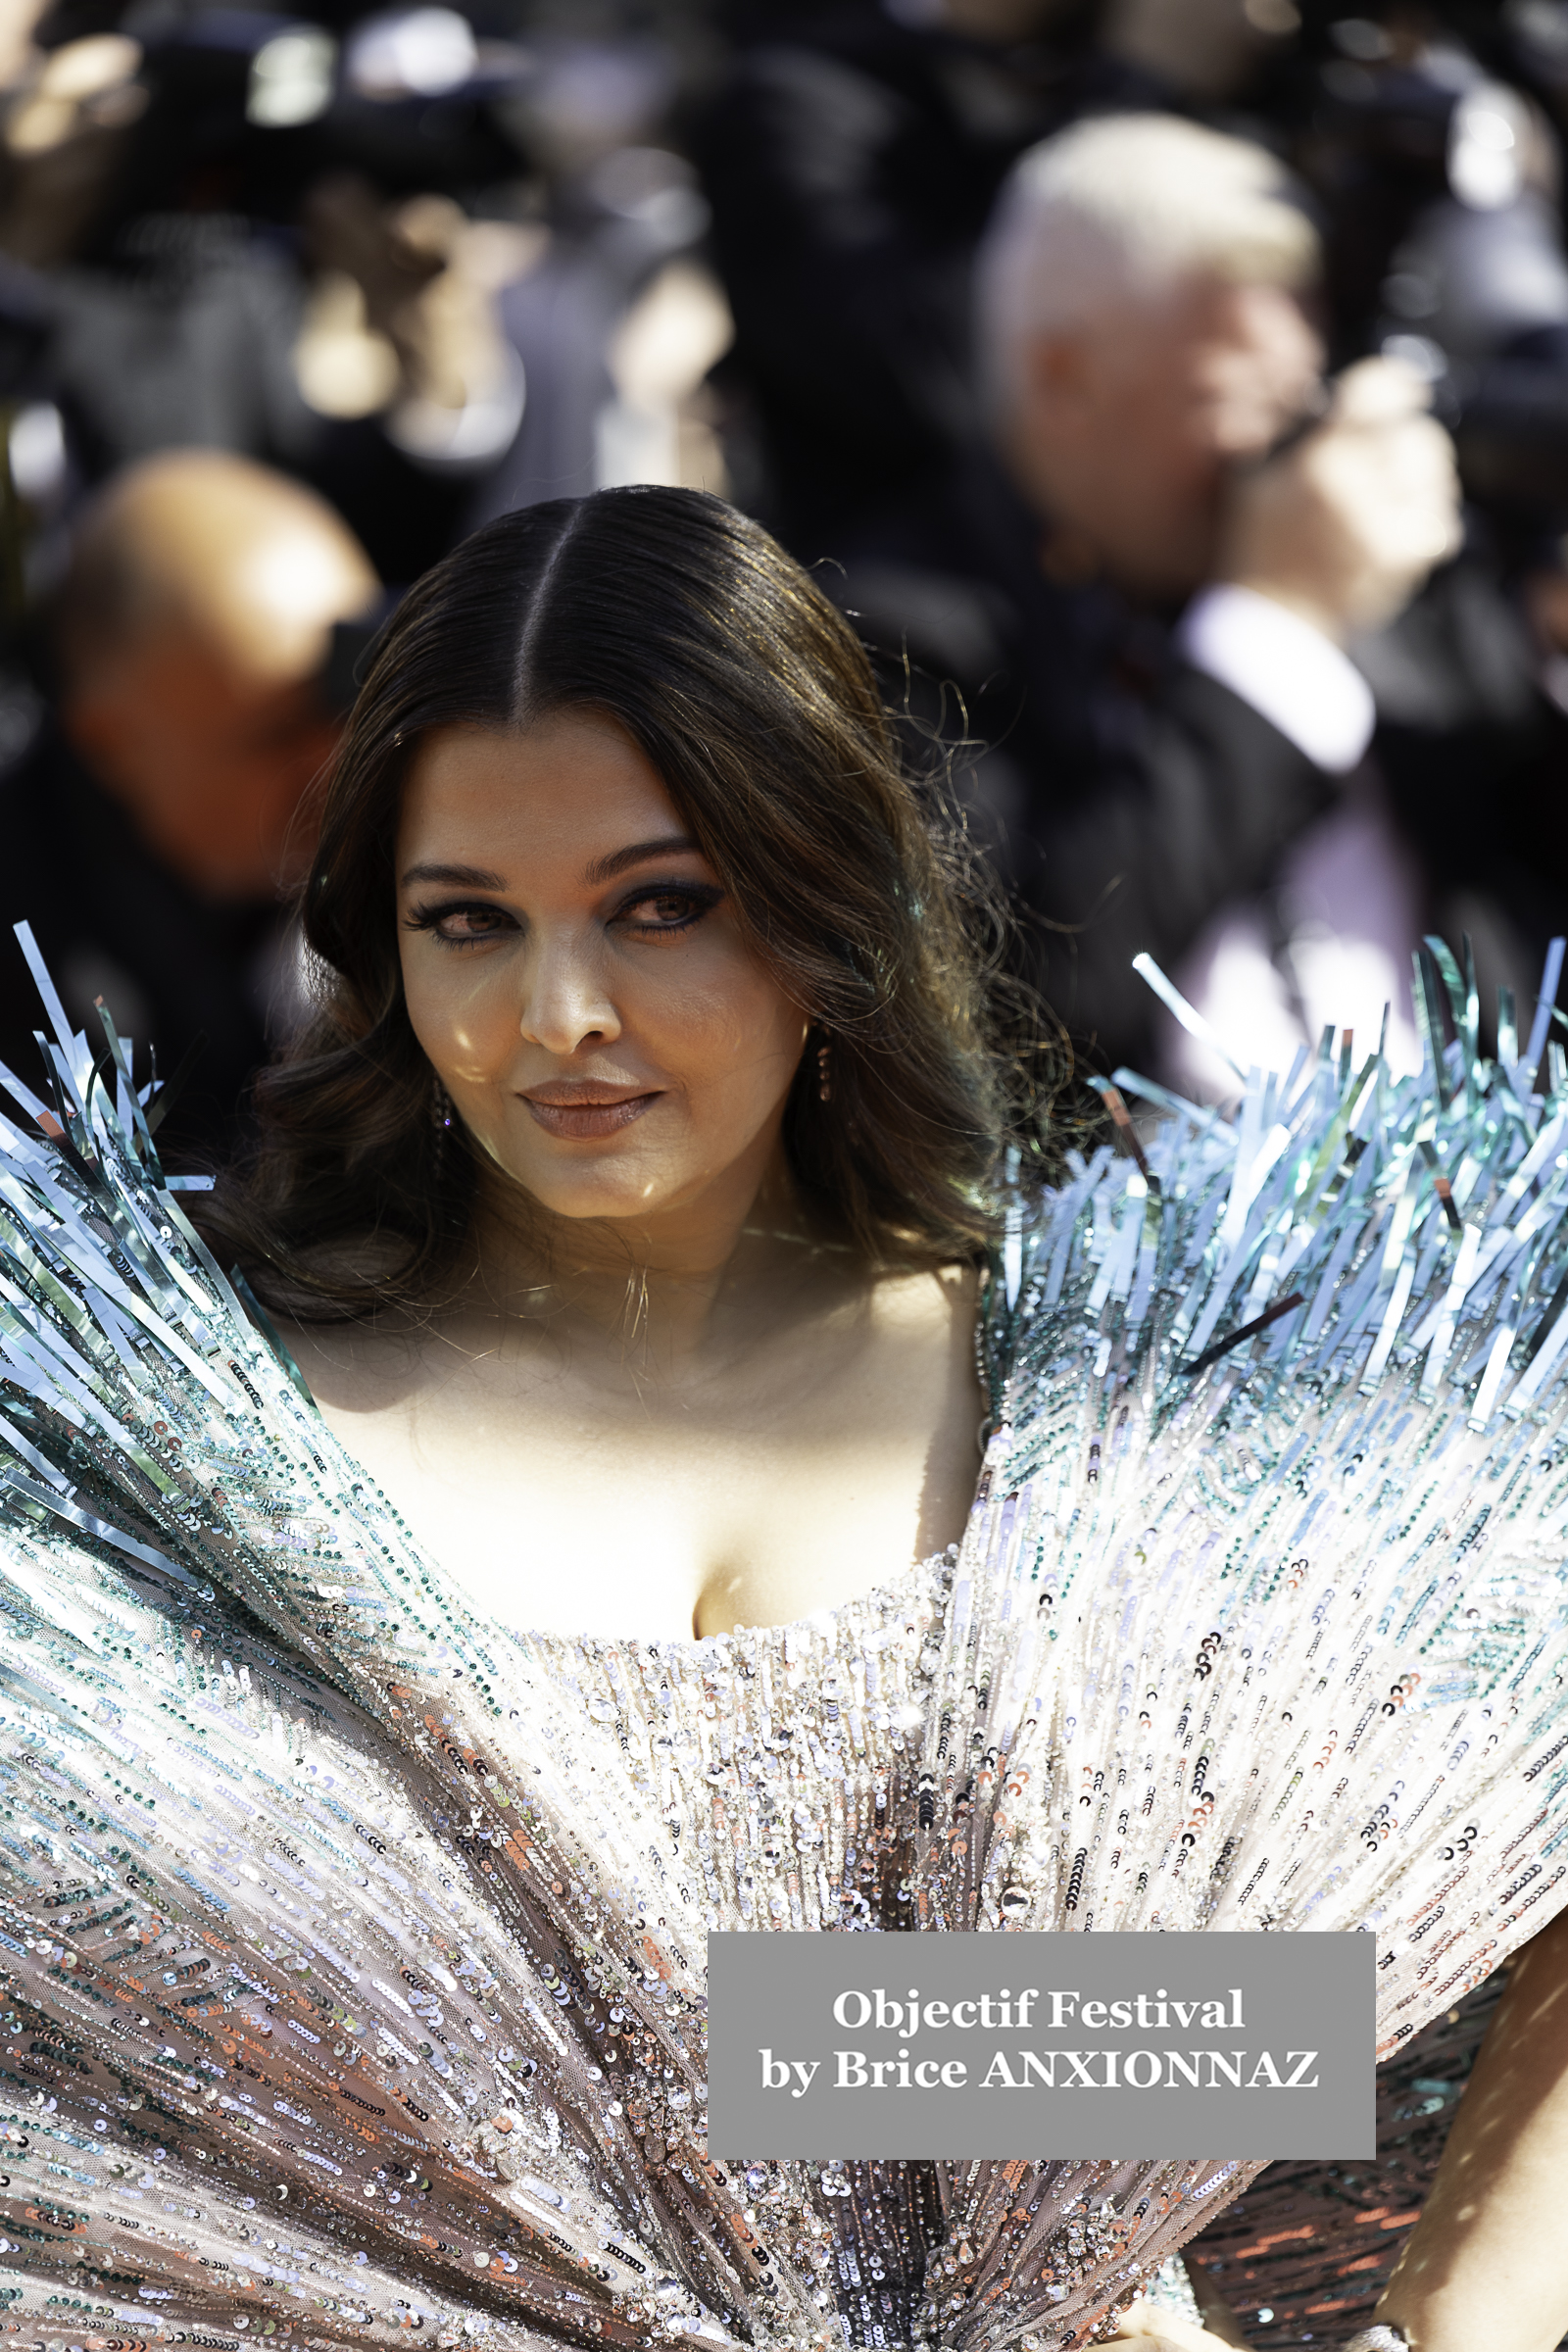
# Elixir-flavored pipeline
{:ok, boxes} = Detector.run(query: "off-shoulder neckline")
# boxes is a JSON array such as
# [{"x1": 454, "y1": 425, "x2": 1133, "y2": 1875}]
[{"x1": 269, "y1": 1285, "x2": 1000, "y2": 1660}]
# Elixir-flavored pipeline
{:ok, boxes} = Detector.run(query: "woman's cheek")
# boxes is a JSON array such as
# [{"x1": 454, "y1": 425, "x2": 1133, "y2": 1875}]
[
  {"x1": 702, "y1": 1004, "x2": 808, "y2": 1122},
  {"x1": 407, "y1": 966, "x2": 515, "y2": 1086},
  {"x1": 637, "y1": 967, "x2": 745, "y2": 1067}
]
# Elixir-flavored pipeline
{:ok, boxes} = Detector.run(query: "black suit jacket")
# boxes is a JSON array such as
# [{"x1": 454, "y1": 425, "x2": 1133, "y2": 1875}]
[
  {"x1": 824, "y1": 459, "x2": 1568, "y2": 1070},
  {"x1": 824, "y1": 460, "x2": 1339, "y2": 1068},
  {"x1": 0, "y1": 716, "x2": 286, "y2": 1162}
]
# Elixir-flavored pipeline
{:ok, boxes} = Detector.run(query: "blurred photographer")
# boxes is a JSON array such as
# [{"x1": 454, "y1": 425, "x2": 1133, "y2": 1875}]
[
  {"x1": 696, "y1": 0, "x2": 1319, "y2": 557},
  {"x1": 697, "y1": 0, "x2": 1079, "y2": 556},
  {"x1": 0, "y1": 5, "x2": 540, "y2": 582},
  {"x1": 827, "y1": 112, "x2": 1568, "y2": 1080}
]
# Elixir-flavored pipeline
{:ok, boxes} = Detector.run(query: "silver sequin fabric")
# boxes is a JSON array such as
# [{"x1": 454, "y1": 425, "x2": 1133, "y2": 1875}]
[{"x1": 0, "y1": 945, "x2": 1565, "y2": 2352}]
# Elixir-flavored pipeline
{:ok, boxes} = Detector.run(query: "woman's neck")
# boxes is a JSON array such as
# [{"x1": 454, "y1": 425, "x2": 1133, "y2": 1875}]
[{"x1": 462, "y1": 1145, "x2": 827, "y2": 1367}]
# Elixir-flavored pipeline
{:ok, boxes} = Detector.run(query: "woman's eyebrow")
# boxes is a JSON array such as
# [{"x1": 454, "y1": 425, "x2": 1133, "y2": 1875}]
[
  {"x1": 585, "y1": 835, "x2": 701, "y2": 885},
  {"x1": 400, "y1": 860, "x2": 508, "y2": 889}
]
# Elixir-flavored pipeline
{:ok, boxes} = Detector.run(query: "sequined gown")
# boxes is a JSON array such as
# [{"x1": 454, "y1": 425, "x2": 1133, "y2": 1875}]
[{"x1": 1, "y1": 952, "x2": 1568, "y2": 2352}]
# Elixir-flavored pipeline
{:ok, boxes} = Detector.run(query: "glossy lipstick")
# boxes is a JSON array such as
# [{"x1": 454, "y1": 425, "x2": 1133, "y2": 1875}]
[{"x1": 520, "y1": 1081, "x2": 662, "y2": 1141}]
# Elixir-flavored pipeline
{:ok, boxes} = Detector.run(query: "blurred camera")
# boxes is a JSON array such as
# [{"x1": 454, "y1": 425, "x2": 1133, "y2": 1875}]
[{"x1": 1302, "y1": 6, "x2": 1568, "y2": 532}]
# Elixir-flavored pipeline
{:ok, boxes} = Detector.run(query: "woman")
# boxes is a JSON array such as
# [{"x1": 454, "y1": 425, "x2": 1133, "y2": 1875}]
[
  {"x1": 0, "y1": 487, "x2": 1564, "y2": 2352},
  {"x1": 232, "y1": 484, "x2": 1004, "y2": 1647}
]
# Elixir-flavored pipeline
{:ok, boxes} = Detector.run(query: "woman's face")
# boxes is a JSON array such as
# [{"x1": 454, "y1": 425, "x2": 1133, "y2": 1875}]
[{"x1": 395, "y1": 712, "x2": 809, "y2": 1234}]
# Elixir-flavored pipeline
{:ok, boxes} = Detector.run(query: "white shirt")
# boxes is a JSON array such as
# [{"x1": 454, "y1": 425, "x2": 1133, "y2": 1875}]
[{"x1": 1176, "y1": 582, "x2": 1377, "y2": 775}]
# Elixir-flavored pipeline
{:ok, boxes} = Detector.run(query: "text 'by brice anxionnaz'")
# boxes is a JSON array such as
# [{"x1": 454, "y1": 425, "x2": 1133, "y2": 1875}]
[{"x1": 757, "y1": 1983, "x2": 1321, "y2": 2097}]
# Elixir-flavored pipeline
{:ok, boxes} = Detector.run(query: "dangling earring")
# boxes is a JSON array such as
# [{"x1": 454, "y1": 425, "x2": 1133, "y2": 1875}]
[
  {"x1": 431, "y1": 1076, "x2": 454, "y2": 1135},
  {"x1": 817, "y1": 1038, "x2": 833, "y2": 1103}
]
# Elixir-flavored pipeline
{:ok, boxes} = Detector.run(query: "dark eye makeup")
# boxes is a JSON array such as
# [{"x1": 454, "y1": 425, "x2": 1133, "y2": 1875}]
[
  {"x1": 403, "y1": 900, "x2": 516, "y2": 946},
  {"x1": 403, "y1": 880, "x2": 724, "y2": 948},
  {"x1": 617, "y1": 882, "x2": 724, "y2": 935}
]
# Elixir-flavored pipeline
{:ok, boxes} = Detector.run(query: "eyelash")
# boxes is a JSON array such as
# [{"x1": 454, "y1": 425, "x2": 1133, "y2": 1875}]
[{"x1": 404, "y1": 885, "x2": 722, "y2": 948}]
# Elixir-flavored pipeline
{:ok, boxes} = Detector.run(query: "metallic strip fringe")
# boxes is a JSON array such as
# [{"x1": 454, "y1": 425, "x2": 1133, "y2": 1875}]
[{"x1": 0, "y1": 928, "x2": 1556, "y2": 2352}]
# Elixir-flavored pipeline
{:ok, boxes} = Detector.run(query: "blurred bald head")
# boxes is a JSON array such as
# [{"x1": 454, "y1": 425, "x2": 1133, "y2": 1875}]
[{"x1": 59, "y1": 451, "x2": 379, "y2": 900}]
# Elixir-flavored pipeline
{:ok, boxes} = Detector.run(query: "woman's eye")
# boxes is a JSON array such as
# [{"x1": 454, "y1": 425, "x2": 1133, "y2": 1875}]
[
  {"x1": 619, "y1": 887, "x2": 719, "y2": 934},
  {"x1": 406, "y1": 902, "x2": 514, "y2": 946}
]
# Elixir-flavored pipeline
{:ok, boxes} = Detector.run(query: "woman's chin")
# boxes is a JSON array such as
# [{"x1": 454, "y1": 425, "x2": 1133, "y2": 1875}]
[
  {"x1": 481, "y1": 1149, "x2": 690, "y2": 1229},
  {"x1": 532, "y1": 1185, "x2": 675, "y2": 1225}
]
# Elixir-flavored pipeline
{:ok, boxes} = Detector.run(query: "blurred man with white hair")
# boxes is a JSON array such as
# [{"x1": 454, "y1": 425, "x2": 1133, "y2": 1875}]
[
  {"x1": 834, "y1": 112, "x2": 1568, "y2": 1084},
  {"x1": 978, "y1": 113, "x2": 1333, "y2": 598}
]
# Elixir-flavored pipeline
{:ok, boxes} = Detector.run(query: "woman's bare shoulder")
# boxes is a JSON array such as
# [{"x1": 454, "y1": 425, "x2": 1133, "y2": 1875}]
[{"x1": 867, "y1": 1255, "x2": 982, "y2": 1332}]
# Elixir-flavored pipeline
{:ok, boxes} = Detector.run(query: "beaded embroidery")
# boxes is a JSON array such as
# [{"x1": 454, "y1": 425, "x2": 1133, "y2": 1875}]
[{"x1": 0, "y1": 936, "x2": 1562, "y2": 2352}]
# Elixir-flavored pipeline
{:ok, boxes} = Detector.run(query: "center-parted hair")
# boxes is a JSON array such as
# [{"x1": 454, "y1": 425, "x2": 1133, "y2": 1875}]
[{"x1": 204, "y1": 486, "x2": 1022, "y2": 1310}]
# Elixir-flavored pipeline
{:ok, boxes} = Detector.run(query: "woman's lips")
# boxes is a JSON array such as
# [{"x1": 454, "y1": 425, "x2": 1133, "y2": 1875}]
[{"x1": 520, "y1": 1090, "x2": 662, "y2": 1141}]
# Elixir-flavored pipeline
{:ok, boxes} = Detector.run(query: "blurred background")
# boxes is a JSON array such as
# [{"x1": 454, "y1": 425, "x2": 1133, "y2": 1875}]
[
  {"x1": 4, "y1": 0, "x2": 1568, "y2": 1155},
  {"x1": 0, "y1": 0, "x2": 1564, "y2": 2335}
]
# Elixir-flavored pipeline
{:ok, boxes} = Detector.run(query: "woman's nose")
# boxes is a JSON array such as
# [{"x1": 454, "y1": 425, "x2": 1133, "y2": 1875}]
[{"x1": 516, "y1": 934, "x2": 620, "y2": 1055}]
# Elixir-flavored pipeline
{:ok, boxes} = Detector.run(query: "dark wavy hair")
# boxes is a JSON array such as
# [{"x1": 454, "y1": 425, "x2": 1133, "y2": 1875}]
[{"x1": 202, "y1": 486, "x2": 1029, "y2": 1312}]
